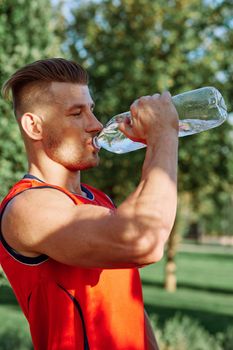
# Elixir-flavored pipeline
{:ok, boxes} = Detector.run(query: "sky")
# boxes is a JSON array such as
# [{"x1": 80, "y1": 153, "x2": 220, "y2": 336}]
[{"x1": 51, "y1": 0, "x2": 102, "y2": 19}]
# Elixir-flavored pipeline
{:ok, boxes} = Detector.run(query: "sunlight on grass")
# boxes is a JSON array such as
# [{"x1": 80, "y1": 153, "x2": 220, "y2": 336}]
[{"x1": 140, "y1": 244, "x2": 233, "y2": 334}]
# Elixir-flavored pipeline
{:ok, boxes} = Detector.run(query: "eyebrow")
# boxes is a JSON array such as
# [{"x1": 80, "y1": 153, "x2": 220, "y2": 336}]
[{"x1": 66, "y1": 103, "x2": 95, "y2": 113}]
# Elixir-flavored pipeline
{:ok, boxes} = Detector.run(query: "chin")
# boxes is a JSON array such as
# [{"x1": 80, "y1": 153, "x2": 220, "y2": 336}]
[
  {"x1": 67, "y1": 155, "x2": 100, "y2": 171},
  {"x1": 84, "y1": 157, "x2": 100, "y2": 169}
]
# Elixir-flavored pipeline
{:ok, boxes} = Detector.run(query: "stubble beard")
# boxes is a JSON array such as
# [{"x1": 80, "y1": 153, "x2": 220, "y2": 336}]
[{"x1": 44, "y1": 133, "x2": 100, "y2": 171}]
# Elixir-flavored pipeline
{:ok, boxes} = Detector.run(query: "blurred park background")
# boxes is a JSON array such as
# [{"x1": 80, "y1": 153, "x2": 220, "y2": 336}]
[{"x1": 0, "y1": 0, "x2": 233, "y2": 349}]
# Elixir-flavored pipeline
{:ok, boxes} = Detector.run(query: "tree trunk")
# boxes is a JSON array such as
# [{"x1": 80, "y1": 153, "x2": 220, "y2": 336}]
[
  {"x1": 187, "y1": 221, "x2": 202, "y2": 243},
  {"x1": 164, "y1": 220, "x2": 180, "y2": 292}
]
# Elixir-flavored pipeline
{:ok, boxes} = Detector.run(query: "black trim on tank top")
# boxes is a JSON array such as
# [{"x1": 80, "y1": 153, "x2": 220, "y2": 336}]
[
  {"x1": 23, "y1": 173, "x2": 44, "y2": 183},
  {"x1": 0, "y1": 234, "x2": 48, "y2": 265},
  {"x1": 23, "y1": 173, "x2": 94, "y2": 200},
  {"x1": 58, "y1": 284, "x2": 90, "y2": 350}
]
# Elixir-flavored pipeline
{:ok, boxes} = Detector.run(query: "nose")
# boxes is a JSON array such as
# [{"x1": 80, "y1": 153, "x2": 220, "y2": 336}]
[{"x1": 85, "y1": 113, "x2": 103, "y2": 133}]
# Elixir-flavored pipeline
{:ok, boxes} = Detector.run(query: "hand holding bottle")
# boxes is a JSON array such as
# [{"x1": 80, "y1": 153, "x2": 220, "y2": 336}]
[
  {"x1": 93, "y1": 87, "x2": 228, "y2": 154},
  {"x1": 118, "y1": 91, "x2": 179, "y2": 146}
]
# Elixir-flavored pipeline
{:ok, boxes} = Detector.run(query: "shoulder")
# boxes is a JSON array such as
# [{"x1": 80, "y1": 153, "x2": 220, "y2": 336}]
[
  {"x1": 3, "y1": 185, "x2": 76, "y2": 215},
  {"x1": 1, "y1": 186, "x2": 76, "y2": 241},
  {"x1": 0, "y1": 186, "x2": 78, "y2": 255}
]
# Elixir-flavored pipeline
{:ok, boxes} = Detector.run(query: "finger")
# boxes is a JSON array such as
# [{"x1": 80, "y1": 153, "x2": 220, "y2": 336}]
[
  {"x1": 118, "y1": 120, "x2": 134, "y2": 138},
  {"x1": 139, "y1": 95, "x2": 151, "y2": 100},
  {"x1": 160, "y1": 91, "x2": 172, "y2": 102},
  {"x1": 130, "y1": 102, "x2": 138, "y2": 118},
  {"x1": 131, "y1": 95, "x2": 151, "y2": 109},
  {"x1": 152, "y1": 93, "x2": 161, "y2": 99}
]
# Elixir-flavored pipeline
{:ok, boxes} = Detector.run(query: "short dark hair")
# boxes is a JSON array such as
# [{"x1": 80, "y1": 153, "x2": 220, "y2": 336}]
[{"x1": 2, "y1": 58, "x2": 89, "y2": 118}]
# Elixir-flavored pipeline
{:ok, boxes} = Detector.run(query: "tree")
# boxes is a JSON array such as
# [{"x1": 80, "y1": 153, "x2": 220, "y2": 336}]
[
  {"x1": 0, "y1": 0, "x2": 64, "y2": 286},
  {"x1": 66, "y1": 0, "x2": 233, "y2": 291},
  {"x1": 67, "y1": 0, "x2": 232, "y2": 202},
  {"x1": 0, "y1": 0, "x2": 64, "y2": 199}
]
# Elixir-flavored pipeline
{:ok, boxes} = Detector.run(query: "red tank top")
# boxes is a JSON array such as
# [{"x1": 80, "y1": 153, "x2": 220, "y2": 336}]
[{"x1": 0, "y1": 175, "x2": 146, "y2": 350}]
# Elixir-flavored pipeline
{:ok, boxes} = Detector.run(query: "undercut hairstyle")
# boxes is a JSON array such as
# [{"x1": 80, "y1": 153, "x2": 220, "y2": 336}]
[{"x1": 2, "y1": 58, "x2": 89, "y2": 118}]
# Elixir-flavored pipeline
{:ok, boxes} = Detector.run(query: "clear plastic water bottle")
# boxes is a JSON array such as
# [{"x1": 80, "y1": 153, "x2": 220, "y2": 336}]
[{"x1": 93, "y1": 87, "x2": 228, "y2": 154}]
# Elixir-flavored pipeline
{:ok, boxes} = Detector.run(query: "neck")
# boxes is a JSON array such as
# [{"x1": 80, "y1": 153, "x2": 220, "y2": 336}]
[{"x1": 28, "y1": 162, "x2": 83, "y2": 195}]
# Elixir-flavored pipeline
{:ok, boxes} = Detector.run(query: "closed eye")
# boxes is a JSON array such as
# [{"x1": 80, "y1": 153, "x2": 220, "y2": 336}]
[{"x1": 70, "y1": 110, "x2": 82, "y2": 117}]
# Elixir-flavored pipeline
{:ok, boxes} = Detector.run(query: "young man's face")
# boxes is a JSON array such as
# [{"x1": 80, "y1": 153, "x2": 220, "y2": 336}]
[{"x1": 41, "y1": 82, "x2": 103, "y2": 171}]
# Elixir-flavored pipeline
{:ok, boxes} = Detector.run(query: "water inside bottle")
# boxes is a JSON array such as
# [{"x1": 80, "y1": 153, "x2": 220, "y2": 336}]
[
  {"x1": 178, "y1": 119, "x2": 221, "y2": 137},
  {"x1": 95, "y1": 118, "x2": 223, "y2": 154}
]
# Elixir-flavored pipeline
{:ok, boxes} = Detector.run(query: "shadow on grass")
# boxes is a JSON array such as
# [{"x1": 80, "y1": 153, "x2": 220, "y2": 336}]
[
  {"x1": 179, "y1": 251, "x2": 233, "y2": 261},
  {"x1": 145, "y1": 302, "x2": 233, "y2": 334},
  {"x1": 141, "y1": 279, "x2": 233, "y2": 296}
]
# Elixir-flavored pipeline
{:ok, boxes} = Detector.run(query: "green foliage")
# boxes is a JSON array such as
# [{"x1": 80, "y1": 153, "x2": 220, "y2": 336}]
[
  {"x1": 153, "y1": 313, "x2": 222, "y2": 350},
  {"x1": 152, "y1": 313, "x2": 233, "y2": 350},
  {"x1": 67, "y1": 0, "x2": 233, "y2": 233},
  {"x1": 0, "y1": 306, "x2": 32, "y2": 350},
  {"x1": 0, "y1": 0, "x2": 63, "y2": 199},
  {"x1": 217, "y1": 325, "x2": 233, "y2": 350},
  {"x1": 0, "y1": 268, "x2": 9, "y2": 287}
]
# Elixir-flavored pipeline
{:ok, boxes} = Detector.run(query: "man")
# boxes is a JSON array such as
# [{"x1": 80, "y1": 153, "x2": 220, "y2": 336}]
[{"x1": 0, "y1": 58, "x2": 178, "y2": 349}]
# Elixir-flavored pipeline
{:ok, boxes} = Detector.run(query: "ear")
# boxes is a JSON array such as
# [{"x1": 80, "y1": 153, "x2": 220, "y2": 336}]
[{"x1": 20, "y1": 113, "x2": 43, "y2": 141}]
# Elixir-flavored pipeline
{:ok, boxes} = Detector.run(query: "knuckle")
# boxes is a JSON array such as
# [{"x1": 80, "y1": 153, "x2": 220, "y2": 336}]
[
  {"x1": 130, "y1": 103, "x2": 137, "y2": 115},
  {"x1": 138, "y1": 96, "x2": 150, "y2": 106},
  {"x1": 138, "y1": 97, "x2": 145, "y2": 106},
  {"x1": 152, "y1": 93, "x2": 160, "y2": 99}
]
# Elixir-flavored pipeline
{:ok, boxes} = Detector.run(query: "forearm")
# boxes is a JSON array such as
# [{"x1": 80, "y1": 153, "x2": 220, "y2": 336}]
[
  {"x1": 140, "y1": 130, "x2": 178, "y2": 231},
  {"x1": 122, "y1": 130, "x2": 178, "y2": 236},
  {"x1": 114, "y1": 129, "x2": 178, "y2": 265}
]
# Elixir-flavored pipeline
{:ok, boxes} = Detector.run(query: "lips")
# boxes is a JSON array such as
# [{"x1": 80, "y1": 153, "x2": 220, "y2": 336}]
[
  {"x1": 87, "y1": 138, "x2": 100, "y2": 152},
  {"x1": 92, "y1": 137, "x2": 101, "y2": 151}
]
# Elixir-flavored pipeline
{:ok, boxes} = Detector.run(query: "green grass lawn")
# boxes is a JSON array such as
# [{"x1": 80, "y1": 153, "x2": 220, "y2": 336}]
[{"x1": 140, "y1": 243, "x2": 233, "y2": 335}]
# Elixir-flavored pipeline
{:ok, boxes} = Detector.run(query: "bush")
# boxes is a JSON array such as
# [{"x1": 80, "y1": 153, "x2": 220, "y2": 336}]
[
  {"x1": 0, "y1": 269, "x2": 10, "y2": 288},
  {"x1": 0, "y1": 308, "x2": 32, "y2": 350},
  {"x1": 151, "y1": 313, "x2": 222, "y2": 350},
  {"x1": 217, "y1": 325, "x2": 233, "y2": 350}
]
